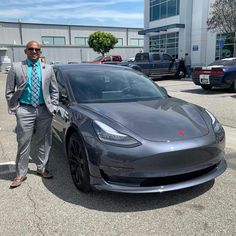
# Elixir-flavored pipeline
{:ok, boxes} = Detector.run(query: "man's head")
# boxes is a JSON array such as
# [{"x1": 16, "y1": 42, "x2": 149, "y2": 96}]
[{"x1": 24, "y1": 41, "x2": 42, "y2": 62}]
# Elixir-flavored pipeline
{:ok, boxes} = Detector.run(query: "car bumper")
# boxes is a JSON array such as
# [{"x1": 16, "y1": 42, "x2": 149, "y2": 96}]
[
  {"x1": 85, "y1": 134, "x2": 226, "y2": 193},
  {"x1": 192, "y1": 75, "x2": 231, "y2": 88},
  {"x1": 90, "y1": 159, "x2": 227, "y2": 193}
]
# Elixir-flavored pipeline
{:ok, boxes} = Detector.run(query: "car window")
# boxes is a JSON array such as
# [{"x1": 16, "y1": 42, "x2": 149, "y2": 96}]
[
  {"x1": 93, "y1": 56, "x2": 103, "y2": 62},
  {"x1": 135, "y1": 53, "x2": 149, "y2": 62},
  {"x1": 65, "y1": 69, "x2": 165, "y2": 103},
  {"x1": 112, "y1": 56, "x2": 121, "y2": 61},
  {"x1": 103, "y1": 56, "x2": 111, "y2": 62},
  {"x1": 54, "y1": 69, "x2": 67, "y2": 97},
  {"x1": 153, "y1": 54, "x2": 161, "y2": 61},
  {"x1": 163, "y1": 54, "x2": 172, "y2": 61}
]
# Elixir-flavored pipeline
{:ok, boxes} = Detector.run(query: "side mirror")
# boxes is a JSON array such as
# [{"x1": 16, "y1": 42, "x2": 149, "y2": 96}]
[{"x1": 159, "y1": 86, "x2": 170, "y2": 97}]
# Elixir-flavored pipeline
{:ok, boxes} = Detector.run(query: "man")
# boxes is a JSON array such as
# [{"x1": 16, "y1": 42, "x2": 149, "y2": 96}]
[
  {"x1": 5, "y1": 40, "x2": 59, "y2": 188},
  {"x1": 184, "y1": 53, "x2": 191, "y2": 78}
]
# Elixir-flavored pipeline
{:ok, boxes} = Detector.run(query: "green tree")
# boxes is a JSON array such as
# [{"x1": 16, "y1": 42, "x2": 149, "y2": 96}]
[
  {"x1": 88, "y1": 31, "x2": 118, "y2": 56},
  {"x1": 207, "y1": 0, "x2": 236, "y2": 56}
]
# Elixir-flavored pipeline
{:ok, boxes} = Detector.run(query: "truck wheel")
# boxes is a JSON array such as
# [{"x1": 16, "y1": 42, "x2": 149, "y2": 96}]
[
  {"x1": 230, "y1": 80, "x2": 236, "y2": 92},
  {"x1": 175, "y1": 70, "x2": 185, "y2": 80},
  {"x1": 201, "y1": 85, "x2": 212, "y2": 90}
]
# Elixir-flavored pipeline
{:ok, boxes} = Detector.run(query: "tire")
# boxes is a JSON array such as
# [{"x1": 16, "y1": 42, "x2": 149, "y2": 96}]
[
  {"x1": 67, "y1": 133, "x2": 90, "y2": 192},
  {"x1": 201, "y1": 85, "x2": 213, "y2": 90},
  {"x1": 230, "y1": 80, "x2": 236, "y2": 92},
  {"x1": 175, "y1": 70, "x2": 185, "y2": 80}
]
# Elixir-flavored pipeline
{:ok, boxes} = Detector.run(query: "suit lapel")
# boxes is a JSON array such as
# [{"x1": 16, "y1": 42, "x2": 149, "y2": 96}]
[
  {"x1": 40, "y1": 61, "x2": 46, "y2": 92},
  {"x1": 21, "y1": 60, "x2": 28, "y2": 82}
]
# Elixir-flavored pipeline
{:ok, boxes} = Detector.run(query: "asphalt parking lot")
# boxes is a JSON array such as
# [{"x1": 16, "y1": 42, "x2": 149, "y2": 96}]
[{"x1": 0, "y1": 72, "x2": 236, "y2": 236}]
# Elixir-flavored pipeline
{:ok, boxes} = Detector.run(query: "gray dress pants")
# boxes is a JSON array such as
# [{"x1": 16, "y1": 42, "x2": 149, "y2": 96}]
[{"x1": 15, "y1": 104, "x2": 53, "y2": 177}]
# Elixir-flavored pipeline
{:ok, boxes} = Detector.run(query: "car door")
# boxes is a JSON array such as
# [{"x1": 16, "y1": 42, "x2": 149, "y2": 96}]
[
  {"x1": 161, "y1": 53, "x2": 174, "y2": 75},
  {"x1": 135, "y1": 53, "x2": 151, "y2": 74},
  {"x1": 52, "y1": 69, "x2": 70, "y2": 143},
  {"x1": 152, "y1": 53, "x2": 163, "y2": 75}
]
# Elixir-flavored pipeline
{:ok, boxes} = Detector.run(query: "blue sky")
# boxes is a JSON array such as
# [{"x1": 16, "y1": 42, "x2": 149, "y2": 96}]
[{"x1": 0, "y1": 0, "x2": 144, "y2": 28}]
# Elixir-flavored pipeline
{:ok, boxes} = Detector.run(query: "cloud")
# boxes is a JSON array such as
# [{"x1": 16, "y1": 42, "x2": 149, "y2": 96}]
[{"x1": 0, "y1": 0, "x2": 143, "y2": 27}]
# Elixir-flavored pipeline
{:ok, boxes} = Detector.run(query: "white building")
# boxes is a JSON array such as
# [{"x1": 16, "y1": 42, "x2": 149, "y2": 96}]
[
  {"x1": 0, "y1": 21, "x2": 143, "y2": 70},
  {"x1": 140, "y1": 0, "x2": 232, "y2": 66}
]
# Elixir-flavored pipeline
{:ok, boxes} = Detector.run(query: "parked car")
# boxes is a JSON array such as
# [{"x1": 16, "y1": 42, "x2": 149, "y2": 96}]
[
  {"x1": 89, "y1": 55, "x2": 122, "y2": 64},
  {"x1": 123, "y1": 57, "x2": 135, "y2": 62},
  {"x1": 119, "y1": 52, "x2": 185, "y2": 79},
  {"x1": 50, "y1": 61, "x2": 62, "y2": 65},
  {"x1": 192, "y1": 58, "x2": 236, "y2": 91},
  {"x1": 52, "y1": 64, "x2": 226, "y2": 193}
]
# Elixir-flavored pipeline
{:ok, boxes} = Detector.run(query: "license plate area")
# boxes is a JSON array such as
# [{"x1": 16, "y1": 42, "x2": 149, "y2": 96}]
[{"x1": 200, "y1": 74, "x2": 210, "y2": 84}]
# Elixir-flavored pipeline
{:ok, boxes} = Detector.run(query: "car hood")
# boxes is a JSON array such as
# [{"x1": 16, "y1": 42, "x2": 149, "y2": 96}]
[{"x1": 81, "y1": 98, "x2": 209, "y2": 142}]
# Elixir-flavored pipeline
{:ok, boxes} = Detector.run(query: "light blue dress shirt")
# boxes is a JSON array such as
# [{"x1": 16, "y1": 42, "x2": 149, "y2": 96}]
[{"x1": 19, "y1": 59, "x2": 45, "y2": 105}]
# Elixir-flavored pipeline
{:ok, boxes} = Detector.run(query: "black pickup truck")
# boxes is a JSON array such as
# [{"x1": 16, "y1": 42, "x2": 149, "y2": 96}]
[{"x1": 120, "y1": 52, "x2": 185, "y2": 79}]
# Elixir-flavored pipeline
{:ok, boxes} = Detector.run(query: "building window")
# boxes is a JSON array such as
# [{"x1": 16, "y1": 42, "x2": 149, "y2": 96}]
[
  {"x1": 42, "y1": 36, "x2": 65, "y2": 45},
  {"x1": 75, "y1": 37, "x2": 88, "y2": 46},
  {"x1": 149, "y1": 32, "x2": 179, "y2": 57},
  {"x1": 130, "y1": 38, "x2": 144, "y2": 46},
  {"x1": 116, "y1": 38, "x2": 123, "y2": 46},
  {"x1": 215, "y1": 33, "x2": 234, "y2": 60},
  {"x1": 150, "y1": 0, "x2": 180, "y2": 21}
]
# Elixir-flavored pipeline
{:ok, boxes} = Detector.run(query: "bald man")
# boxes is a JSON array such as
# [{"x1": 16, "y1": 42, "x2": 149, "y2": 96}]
[{"x1": 5, "y1": 40, "x2": 59, "y2": 188}]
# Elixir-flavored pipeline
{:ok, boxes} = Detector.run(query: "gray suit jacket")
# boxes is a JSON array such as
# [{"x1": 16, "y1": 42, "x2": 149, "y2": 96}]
[{"x1": 5, "y1": 60, "x2": 59, "y2": 115}]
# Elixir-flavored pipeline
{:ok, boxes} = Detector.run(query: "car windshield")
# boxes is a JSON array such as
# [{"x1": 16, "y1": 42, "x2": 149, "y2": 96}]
[
  {"x1": 93, "y1": 56, "x2": 103, "y2": 62},
  {"x1": 65, "y1": 68, "x2": 166, "y2": 103},
  {"x1": 209, "y1": 58, "x2": 236, "y2": 66}
]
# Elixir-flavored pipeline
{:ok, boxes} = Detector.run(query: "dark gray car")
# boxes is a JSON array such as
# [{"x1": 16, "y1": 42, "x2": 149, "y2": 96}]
[{"x1": 52, "y1": 64, "x2": 226, "y2": 193}]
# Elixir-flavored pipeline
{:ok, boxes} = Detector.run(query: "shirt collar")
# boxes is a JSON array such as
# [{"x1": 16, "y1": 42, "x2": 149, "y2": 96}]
[{"x1": 27, "y1": 59, "x2": 40, "y2": 67}]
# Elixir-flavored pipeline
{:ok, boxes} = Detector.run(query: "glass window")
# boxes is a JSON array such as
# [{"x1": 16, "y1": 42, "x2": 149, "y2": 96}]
[
  {"x1": 149, "y1": 32, "x2": 179, "y2": 57},
  {"x1": 135, "y1": 53, "x2": 150, "y2": 62},
  {"x1": 167, "y1": 0, "x2": 177, "y2": 17},
  {"x1": 66, "y1": 69, "x2": 164, "y2": 103},
  {"x1": 163, "y1": 54, "x2": 172, "y2": 61},
  {"x1": 153, "y1": 54, "x2": 161, "y2": 61},
  {"x1": 42, "y1": 36, "x2": 65, "y2": 45},
  {"x1": 42, "y1": 37, "x2": 53, "y2": 45},
  {"x1": 54, "y1": 37, "x2": 65, "y2": 45},
  {"x1": 215, "y1": 33, "x2": 234, "y2": 60},
  {"x1": 116, "y1": 38, "x2": 123, "y2": 46},
  {"x1": 150, "y1": 0, "x2": 179, "y2": 21},
  {"x1": 75, "y1": 37, "x2": 88, "y2": 46},
  {"x1": 130, "y1": 38, "x2": 144, "y2": 46}
]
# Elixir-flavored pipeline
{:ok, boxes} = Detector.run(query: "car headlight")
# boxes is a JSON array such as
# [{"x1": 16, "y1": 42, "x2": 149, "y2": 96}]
[
  {"x1": 93, "y1": 120, "x2": 141, "y2": 147},
  {"x1": 205, "y1": 110, "x2": 224, "y2": 142}
]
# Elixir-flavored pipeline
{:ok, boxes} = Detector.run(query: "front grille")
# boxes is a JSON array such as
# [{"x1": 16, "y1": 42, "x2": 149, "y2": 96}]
[{"x1": 101, "y1": 164, "x2": 218, "y2": 187}]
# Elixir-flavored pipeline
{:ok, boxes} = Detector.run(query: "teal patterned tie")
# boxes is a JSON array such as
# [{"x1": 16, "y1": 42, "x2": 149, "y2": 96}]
[{"x1": 31, "y1": 64, "x2": 39, "y2": 107}]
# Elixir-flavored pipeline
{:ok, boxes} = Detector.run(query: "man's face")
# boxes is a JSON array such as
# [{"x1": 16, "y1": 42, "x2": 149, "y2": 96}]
[{"x1": 25, "y1": 42, "x2": 41, "y2": 62}]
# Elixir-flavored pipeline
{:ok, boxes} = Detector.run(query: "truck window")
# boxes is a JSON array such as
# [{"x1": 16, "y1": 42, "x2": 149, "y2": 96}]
[
  {"x1": 163, "y1": 54, "x2": 172, "y2": 61},
  {"x1": 112, "y1": 56, "x2": 122, "y2": 62},
  {"x1": 135, "y1": 53, "x2": 149, "y2": 62},
  {"x1": 103, "y1": 56, "x2": 111, "y2": 62},
  {"x1": 153, "y1": 54, "x2": 161, "y2": 61}
]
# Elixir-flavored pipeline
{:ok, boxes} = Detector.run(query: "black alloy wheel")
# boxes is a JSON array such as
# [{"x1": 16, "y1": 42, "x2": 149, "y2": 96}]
[{"x1": 68, "y1": 133, "x2": 90, "y2": 192}]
